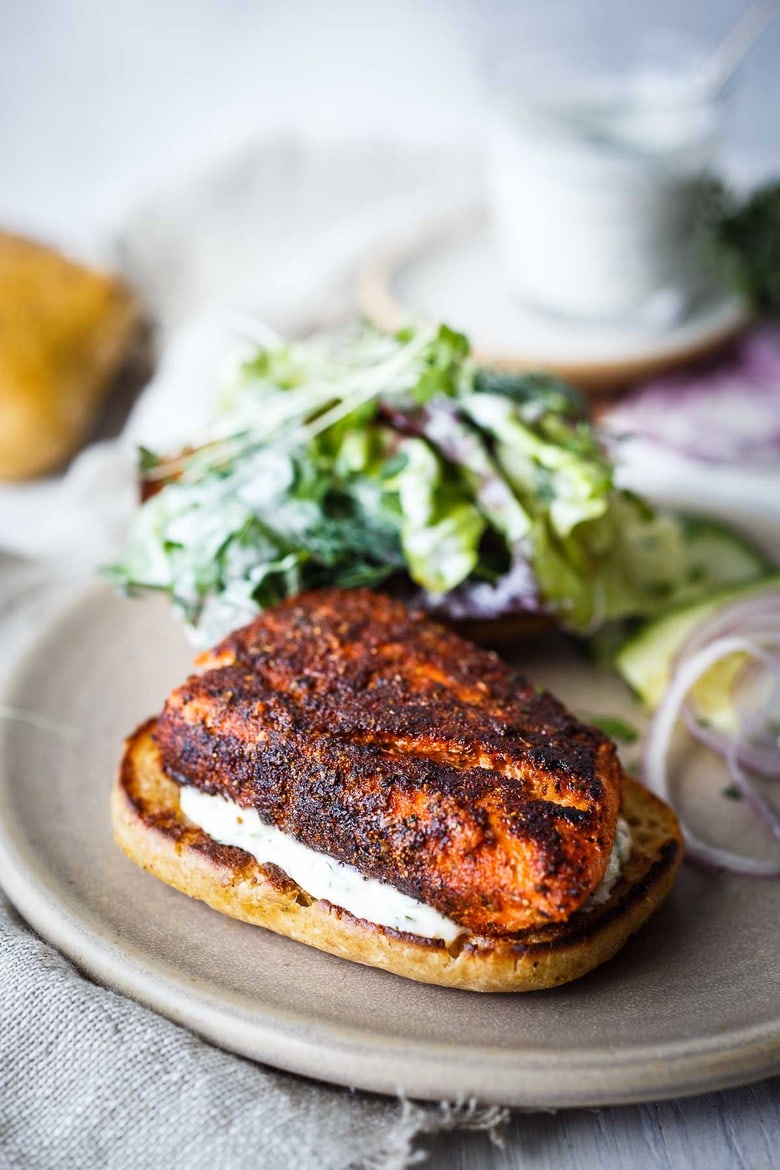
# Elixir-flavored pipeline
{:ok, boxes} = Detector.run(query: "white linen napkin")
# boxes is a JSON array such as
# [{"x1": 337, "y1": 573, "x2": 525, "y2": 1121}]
[
  {"x1": 0, "y1": 136, "x2": 476, "y2": 567},
  {"x1": 0, "y1": 886, "x2": 506, "y2": 1169}
]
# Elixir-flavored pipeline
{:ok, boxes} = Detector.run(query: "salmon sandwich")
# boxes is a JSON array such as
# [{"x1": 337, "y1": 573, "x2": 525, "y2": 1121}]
[{"x1": 113, "y1": 589, "x2": 682, "y2": 991}]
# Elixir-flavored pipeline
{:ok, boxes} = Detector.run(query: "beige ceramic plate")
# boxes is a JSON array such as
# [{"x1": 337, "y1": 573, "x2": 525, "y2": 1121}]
[{"x1": 0, "y1": 586, "x2": 778, "y2": 1107}]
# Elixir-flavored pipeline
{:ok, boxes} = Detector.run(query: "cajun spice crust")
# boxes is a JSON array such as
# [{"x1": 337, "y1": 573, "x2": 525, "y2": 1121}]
[{"x1": 155, "y1": 589, "x2": 622, "y2": 934}]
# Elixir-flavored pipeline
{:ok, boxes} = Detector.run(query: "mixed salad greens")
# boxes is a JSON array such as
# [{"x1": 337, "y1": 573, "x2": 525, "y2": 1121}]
[
  {"x1": 711, "y1": 179, "x2": 780, "y2": 317},
  {"x1": 108, "y1": 324, "x2": 768, "y2": 646}
]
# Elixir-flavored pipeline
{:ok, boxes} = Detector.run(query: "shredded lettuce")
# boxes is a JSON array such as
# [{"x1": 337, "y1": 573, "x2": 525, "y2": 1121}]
[{"x1": 108, "y1": 323, "x2": 769, "y2": 644}]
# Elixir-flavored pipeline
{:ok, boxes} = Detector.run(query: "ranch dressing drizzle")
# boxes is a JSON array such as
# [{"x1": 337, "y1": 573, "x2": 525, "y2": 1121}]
[{"x1": 179, "y1": 786, "x2": 462, "y2": 942}]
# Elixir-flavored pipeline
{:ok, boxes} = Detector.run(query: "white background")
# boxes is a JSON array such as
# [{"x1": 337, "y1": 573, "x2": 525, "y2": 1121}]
[{"x1": 2, "y1": 0, "x2": 780, "y2": 248}]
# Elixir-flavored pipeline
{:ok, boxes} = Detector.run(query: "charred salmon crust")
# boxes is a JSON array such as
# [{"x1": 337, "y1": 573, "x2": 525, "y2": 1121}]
[
  {"x1": 154, "y1": 589, "x2": 622, "y2": 934},
  {"x1": 113, "y1": 720, "x2": 682, "y2": 992}
]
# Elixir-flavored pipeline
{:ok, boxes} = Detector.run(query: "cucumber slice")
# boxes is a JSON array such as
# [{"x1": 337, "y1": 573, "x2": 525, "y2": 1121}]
[
  {"x1": 616, "y1": 572, "x2": 780, "y2": 715},
  {"x1": 677, "y1": 516, "x2": 770, "y2": 595}
]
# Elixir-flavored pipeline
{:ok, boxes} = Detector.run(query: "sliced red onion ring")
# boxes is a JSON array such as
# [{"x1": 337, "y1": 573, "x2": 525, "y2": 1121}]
[
  {"x1": 643, "y1": 634, "x2": 780, "y2": 878},
  {"x1": 724, "y1": 740, "x2": 780, "y2": 844},
  {"x1": 678, "y1": 597, "x2": 780, "y2": 662},
  {"x1": 679, "y1": 596, "x2": 780, "y2": 780},
  {"x1": 682, "y1": 641, "x2": 780, "y2": 779},
  {"x1": 684, "y1": 704, "x2": 780, "y2": 780},
  {"x1": 734, "y1": 654, "x2": 780, "y2": 748},
  {"x1": 683, "y1": 838, "x2": 780, "y2": 877}
]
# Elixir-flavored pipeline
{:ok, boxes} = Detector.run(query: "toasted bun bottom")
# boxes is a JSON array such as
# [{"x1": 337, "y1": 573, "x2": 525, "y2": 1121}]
[{"x1": 112, "y1": 719, "x2": 682, "y2": 992}]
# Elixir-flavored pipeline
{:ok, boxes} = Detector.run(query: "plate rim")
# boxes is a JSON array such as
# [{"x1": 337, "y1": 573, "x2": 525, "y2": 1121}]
[
  {"x1": 0, "y1": 584, "x2": 778, "y2": 1108},
  {"x1": 356, "y1": 207, "x2": 753, "y2": 395}
]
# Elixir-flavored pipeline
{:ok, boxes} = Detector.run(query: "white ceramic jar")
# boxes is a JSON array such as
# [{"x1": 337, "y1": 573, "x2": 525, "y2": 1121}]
[{"x1": 484, "y1": 29, "x2": 728, "y2": 324}]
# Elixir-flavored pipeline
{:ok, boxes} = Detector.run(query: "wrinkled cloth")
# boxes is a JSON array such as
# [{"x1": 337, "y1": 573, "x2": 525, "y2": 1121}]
[{"x1": 0, "y1": 897, "x2": 507, "y2": 1170}]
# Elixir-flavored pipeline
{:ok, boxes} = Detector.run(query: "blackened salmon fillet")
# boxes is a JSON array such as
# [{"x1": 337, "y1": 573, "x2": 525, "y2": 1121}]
[{"x1": 155, "y1": 588, "x2": 622, "y2": 935}]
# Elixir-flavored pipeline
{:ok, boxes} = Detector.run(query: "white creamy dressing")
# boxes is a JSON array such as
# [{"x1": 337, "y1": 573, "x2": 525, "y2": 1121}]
[
  {"x1": 179, "y1": 785, "x2": 632, "y2": 938},
  {"x1": 485, "y1": 68, "x2": 720, "y2": 320},
  {"x1": 178, "y1": 785, "x2": 462, "y2": 942},
  {"x1": 586, "y1": 816, "x2": 633, "y2": 907}
]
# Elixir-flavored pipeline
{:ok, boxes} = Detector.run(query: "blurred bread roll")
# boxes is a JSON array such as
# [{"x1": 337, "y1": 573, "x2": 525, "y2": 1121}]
[{"x1": 0, "y1": 232, "x2": 144, "y2": 480}]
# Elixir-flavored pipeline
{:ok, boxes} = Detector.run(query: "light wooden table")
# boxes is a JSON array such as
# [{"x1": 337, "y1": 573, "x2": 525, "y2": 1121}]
[{"x1": 425, "y1": 1078, "x2": 779, "y2": 1170}]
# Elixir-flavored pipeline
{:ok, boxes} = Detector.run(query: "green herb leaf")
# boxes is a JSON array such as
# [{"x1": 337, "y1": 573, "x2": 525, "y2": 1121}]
[
  {"x1": 473, "y1": 369, "x2": 586, "y2": 419},
  {"x1": 711, "y1": 180, "x2": 780, "y2": 315},
  {"x1": 586, "y1": 715, "x2": 640, "y2": 744},
  {"x1": 138, "y1": 446, "x2": 161, "y2": 474}
]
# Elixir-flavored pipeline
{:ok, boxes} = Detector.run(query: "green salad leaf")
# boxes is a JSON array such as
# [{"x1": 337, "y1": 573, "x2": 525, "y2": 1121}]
[
  {"x1": 710, "y1": 180, "x2": 780, "y2": 315},
  {"x1": 108, "y1": 323, "x2": 769, "y2": 644}
]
